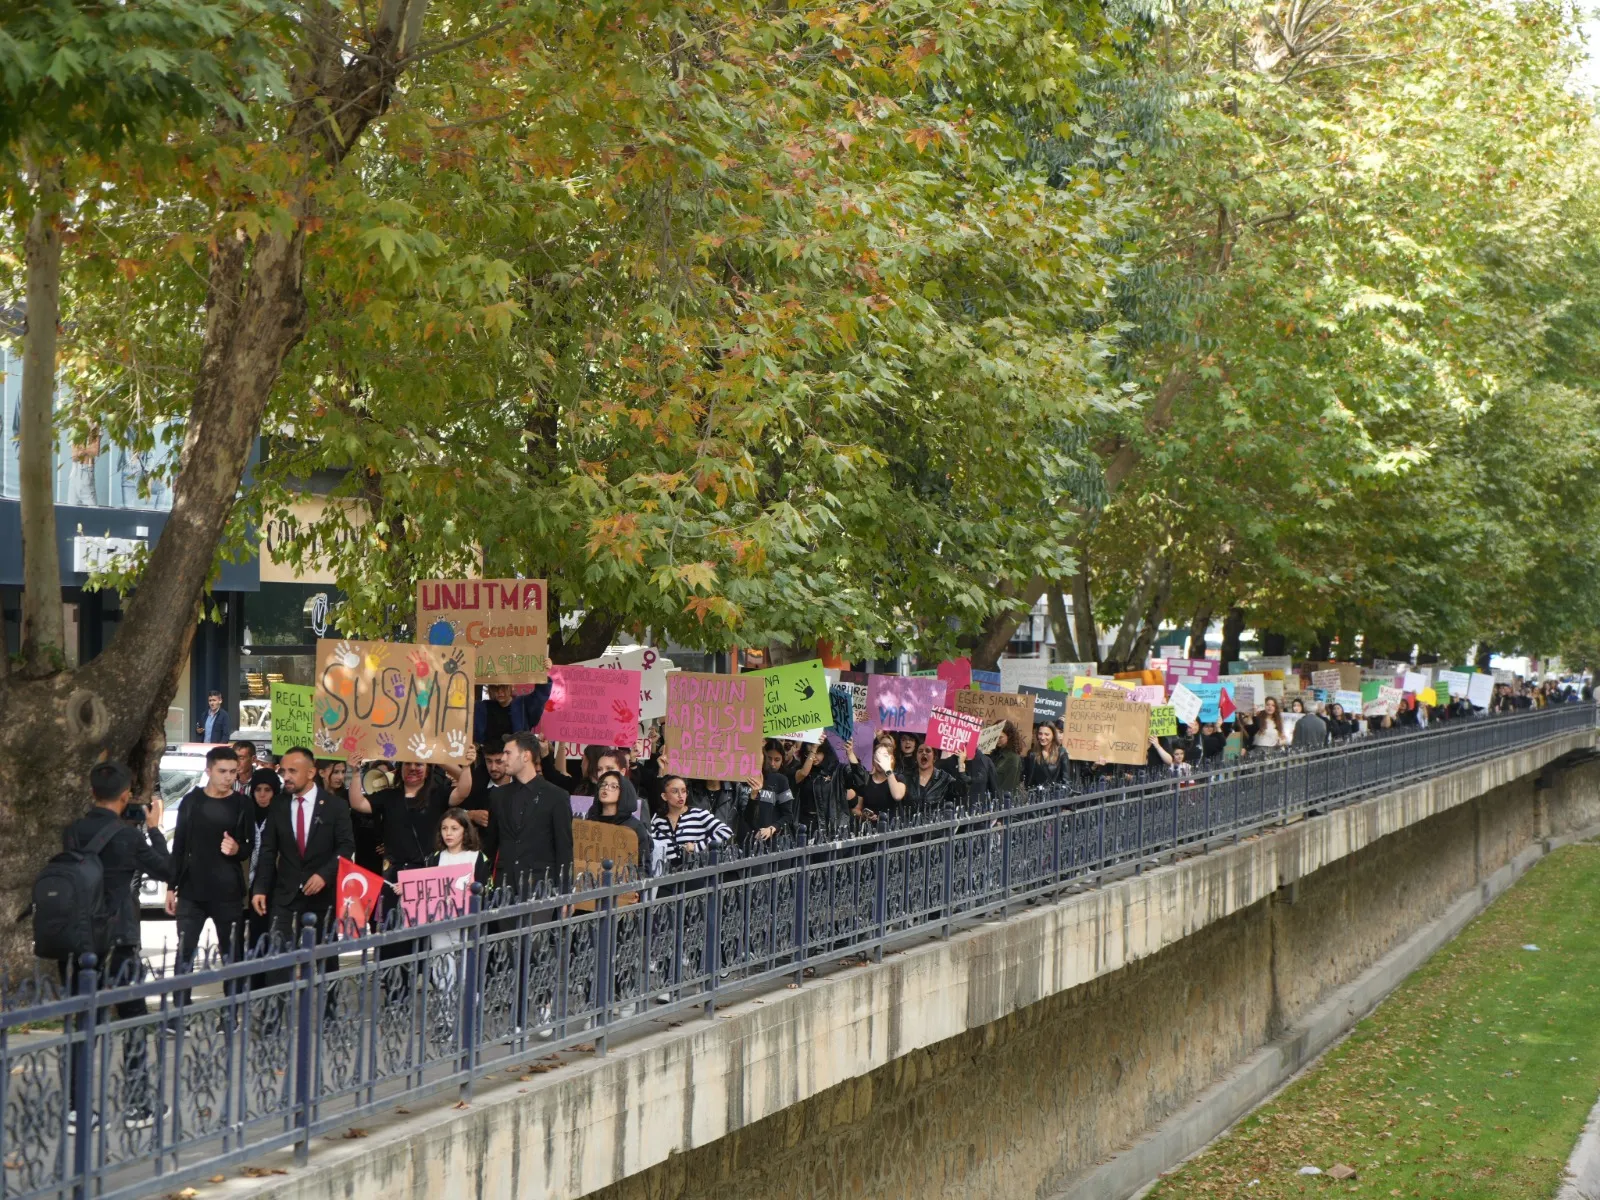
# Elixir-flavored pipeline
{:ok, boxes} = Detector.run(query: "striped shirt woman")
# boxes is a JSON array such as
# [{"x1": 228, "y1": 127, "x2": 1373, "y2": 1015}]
[{"x1": 650, "y1": 775, "x2": 734, "y2": 867}]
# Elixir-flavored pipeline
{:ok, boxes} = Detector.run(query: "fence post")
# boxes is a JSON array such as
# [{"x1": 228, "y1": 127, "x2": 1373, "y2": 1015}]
[
  {"x1": 594, "y1": 862, "x2": 615, "y2": 1058},
  {"x1": 68, "y1": 954, "x2": 98, "y2": 1200},
  {"x1": 703, "y1": 853, "x2": 720, "y2": 1021},
  {"x1": 792, "y1": 850, "x2": 809, "y2": 985},
  {"x1": 293, "y1": 913, "x2": 316, "y2": 1164},
  {"x1": 941, "y1": 820, "x2": 955, "y2": 938},
  {"x1": 873, "y1": 837, "x2": 889, "y2": 961},
  {"x1": 457, "y1": 884, "x2": 483, "y2": 1101}
]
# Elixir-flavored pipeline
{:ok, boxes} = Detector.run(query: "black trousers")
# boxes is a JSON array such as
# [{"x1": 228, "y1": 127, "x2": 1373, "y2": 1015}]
[
  {"x1": 58, "y1": 947, "x2": 152, "y2": 1113},
  {"x1": 176, "y1": 893, "x2": 244, "y2": 967}
]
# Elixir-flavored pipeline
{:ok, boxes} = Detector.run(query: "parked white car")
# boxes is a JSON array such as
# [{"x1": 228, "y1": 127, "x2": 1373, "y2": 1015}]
[{"x1": 136, "y1": 744, "x2": 216, "y2": 916}]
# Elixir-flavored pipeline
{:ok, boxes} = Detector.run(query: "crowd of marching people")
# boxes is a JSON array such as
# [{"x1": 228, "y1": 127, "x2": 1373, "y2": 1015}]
[{"x1": 41, "y1": 662, "x2": 1594, "y2": 987}]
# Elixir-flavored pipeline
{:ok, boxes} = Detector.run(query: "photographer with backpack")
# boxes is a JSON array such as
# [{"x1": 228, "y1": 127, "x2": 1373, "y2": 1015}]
[{"x1": 33, "y1": 761, "x2": 173, "y2": 1130}]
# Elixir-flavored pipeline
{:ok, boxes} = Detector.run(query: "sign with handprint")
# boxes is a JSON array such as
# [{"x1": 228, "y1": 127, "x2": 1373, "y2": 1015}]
[
  {"x1": 416, "y1": 578, "x2": 549, "y2": 684},
  {"x1": 742, "y1": 658, "x2": 831, "y2": 737},
  {"x1": 537, "y1": 664, "x2": 642, "y2": 748},
  {"x1": 315, "y1": 639, "x2": 474, "y2": 766}
]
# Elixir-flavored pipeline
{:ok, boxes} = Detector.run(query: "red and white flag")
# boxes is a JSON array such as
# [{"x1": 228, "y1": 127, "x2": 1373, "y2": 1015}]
[{"x1": 335, "y1": 857, "x2": 385, "y2": 930}]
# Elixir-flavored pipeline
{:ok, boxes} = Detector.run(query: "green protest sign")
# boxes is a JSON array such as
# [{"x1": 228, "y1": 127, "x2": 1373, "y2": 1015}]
[
  {"x1": 1047, "y1": 676, "x2": 1069, "y2": 692},
  {"x1": 744, "y1": 658, "x2": 831, "y2": 737},
  {"x1": 1360, "y1": 680, "x2": 1382, "y2": 704},
  {"x1": 1148, "y1": 705, "x2": 1178, "y2": 737},
  {"x1": 271, "y1": 682, "x2": 316, "y2": 757}
]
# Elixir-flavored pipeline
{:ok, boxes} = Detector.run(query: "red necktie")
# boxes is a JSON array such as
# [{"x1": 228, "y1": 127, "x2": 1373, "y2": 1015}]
[{"x1": 296, "y1": 798, "x2": 307, "y2": 856}]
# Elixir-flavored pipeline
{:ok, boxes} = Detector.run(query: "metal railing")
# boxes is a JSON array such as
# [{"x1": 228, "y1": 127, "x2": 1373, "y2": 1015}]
[{"x1": 2, "y1": 702, "x2": 1592, "y2": 1200}]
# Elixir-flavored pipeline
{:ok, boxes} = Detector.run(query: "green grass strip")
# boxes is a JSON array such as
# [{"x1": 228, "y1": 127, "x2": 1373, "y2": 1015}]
[{"x1": 1148, "y1": 841, "x2": 1600, "y2": 1199}]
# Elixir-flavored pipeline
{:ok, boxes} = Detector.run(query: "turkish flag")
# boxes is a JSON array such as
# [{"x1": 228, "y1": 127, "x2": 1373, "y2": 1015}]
[
  {"x1": 335, "y1": 857, "x2": 385, "y2": 931},
  {"x1": 1218, "y1": 688, "x2": 1236, "y2": 720}
]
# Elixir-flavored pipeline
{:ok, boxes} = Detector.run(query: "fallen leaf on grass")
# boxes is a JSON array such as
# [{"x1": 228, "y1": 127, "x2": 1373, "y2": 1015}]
[
  {"x1": 241, "y1": 1167, "x2": 288, "y2": 1177},
  {"x1": 1329, "y1": 1163, "x2": 1358, "y2": 1180},
  {"x1": 453, "y1": 1100, "x2": 470, "y2": 1109},
  {"x1": 342, "y1": 1128, "x2": 368, "y2": 1139},
  {"x1": 209, "y1": 1175, "x2": 226, "y2": 1183}
]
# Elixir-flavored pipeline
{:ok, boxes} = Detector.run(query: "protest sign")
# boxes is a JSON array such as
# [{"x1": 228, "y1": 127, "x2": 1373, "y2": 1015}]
[
  {"x1": 1227, "y1": 660, "x2": 1250, "y2": 676},
  {"x1": 1170, "y1": 684, "x2": 1203, "y2": 726},
  {"x1": 1364, "y1": 685, "x2": 1402, "y2": 717},
  {"x1": 1437, "y1": 670, "x2": 1471, "y2": 700},
  {"x1": 1159, "y1": 645, "x2": 1183, "y2": 659},
  {"x1": 1164, "y1": 657, "x2": 1220, "y2": 686},
  {"x1": 1053, "y1": 662, "x2": 1098, "y2": 681},
  {"x1": 866, "y1": 674, "x2": 946, "y2": 733},
  {"x1": 1402, "y1": 671, "x2": 1429, "y2": 695},
  {"x1": 315, "y1": 639, "x2": 473, "y2": 765},
  {"x1": 1128, "y1": 684, "x2": 1167, "y2": 705},
  {"x1": 1253, "y1": 655, "x2": 1294, "y2": 675},
  {"x1": 952, "y1": 690, "x2": 1035, "y2": 752},
  {"x1": 416, "y1": 578, "x2": 549, "y2": 684},
  {"x1": 971, "y1": 670, "x2": 1002, "y2": 692},
  {"x1": 1047, "y1": 677, "x2": 1068, "y2": 692},
  {"x1": 937, "y1": 657, "x2": 972, "y2": 705},
  {"x1": 1062, "y1": 695, "x2": 1150, "y2": 766},
  {"x1": 1187, "y1": 683, "x2": 1226, "y2": 723},
  {"x1": 1280, "y1": 712, "x2": 1302, "y2": 737},
  {"x1": 663, "y1": 672, "x2": 765, "y2": 782},
  {"x1": 572, "y1": 821, "x2": 643, "y2": 909},
  {"x1": 1468, "y1": 673, "x2": 1495, "y2": 708},
  {"x1": 1492, "y1": 669, "x2": 1515, "y2": 686},
  {"x1": 1419, "y1": 687, "x2": 1438, "y2": 707},
  {"x1": 396, "y1": 863, "x2": 473, "y2": 926},
  {"x1": 539, "y1": 664, "x2": 641, "y2": 747},
  {"x1": 1229, "y1": 682, "x2": 1258, "y2": 714},
  {"x1": 1020, "y1": 685, "x2": 1066, "y2": 724},
  {"x1": 828, "y1": 685, "x2": 856, "y2": 741},
  {"x1": 1311, "y1": 669, "x2": 1342, "y2": 694},
  {"x1": 1263, "y1": 678, "x2": 1284, "y2": 700},
  {"x1": 1072, "y1": 675, "x2": 1131, "y2": 697},
  {"x1": 1148, "y1": 706, "x2": 1178, "y2": 737},
  {"x1": 1334, "y1": 689, "x2": 1363, "y2": 712},
  {"x1": 1372, "y1": 658, "x2": 1407, "y2": 674},
  {"x1": 270, "y1": 682, "x2": 316, "y2": 757},
  {"x1": 925, "y1": 707, "x2": 983, "y2": 756},
  {"x1": 999, "y1": 657, "x2": 1052, "y2": 694},
  {"x1": 1434, "y1": 681, "x2": 1450, "y2": 703},
  {"x1": 978, "y1": 722, "x2": 1006, "y2": 754},
  {"x1": 577, "y1": 646, "x2": 673, "y2": 722},
  {"x1": 1361, "y1": 680, "x2": 1382, "y2": 705},
  {"x1": 744, "y1": 659, "x2": 831, "y2": 737}
]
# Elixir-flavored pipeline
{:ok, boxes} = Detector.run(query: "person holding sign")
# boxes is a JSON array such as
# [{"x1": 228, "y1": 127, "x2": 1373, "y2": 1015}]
[
  {"x1": 583, "y1": 771, "x2": 651, "y2": 876},
  {"x1": 853, "y1": 734, "x2": 907, "y2": 822},
  {"x1": 648, "y1": 776, "x2": 733, "y2": 868},
  {"x1": 347, "y1": 754, "x2": 476, "y2": 883}
]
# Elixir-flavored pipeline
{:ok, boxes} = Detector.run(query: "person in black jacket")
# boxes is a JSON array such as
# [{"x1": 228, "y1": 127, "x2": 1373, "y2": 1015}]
[
  {"x1": 481, "y1": 732, "x2": 574, "y2": 899},
  {"x1": 794, "y1": 739, "x2": 864, "y2": 834},
  {"x1": 899, "y1": 741, "x2": 955, "y2": 812},
  {"x1": 169, "y1": 745, "x2": 253, "y2": 969},
  {"x1": 347, "y1": 756, "x2": 475, "y2": 881},
  {"x1": 249, "y1": 746, "x2": 357, "y2": 947},
  {"x1": 586, "y1": 770, "x2": 651, "y2": 876},
  {"x1": 58, "y1": 761, "x2": 173, "y2": 1128}
]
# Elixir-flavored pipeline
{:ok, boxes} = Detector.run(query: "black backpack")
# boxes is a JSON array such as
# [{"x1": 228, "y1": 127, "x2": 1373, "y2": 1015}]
[{"x1": 32, "y1": 822, "x2": 121, "y2": 961}]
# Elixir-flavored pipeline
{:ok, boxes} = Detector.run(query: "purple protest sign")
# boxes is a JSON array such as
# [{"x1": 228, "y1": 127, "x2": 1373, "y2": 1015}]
[{"x1": 866, "y1": 674, "x2": 947, "y2": 732}]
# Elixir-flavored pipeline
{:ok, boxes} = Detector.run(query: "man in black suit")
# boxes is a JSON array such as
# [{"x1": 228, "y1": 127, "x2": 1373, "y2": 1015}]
[
  {"x1": 250, "y1": 745, "x2": 355, "y2": 949},
  {"x1": 482, "y1": 732, "x2": 573, "y2": 899}
]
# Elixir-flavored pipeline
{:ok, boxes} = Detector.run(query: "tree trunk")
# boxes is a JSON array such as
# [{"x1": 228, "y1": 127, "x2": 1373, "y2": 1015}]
[
  {"x1": 1187, "y1": 604, "x2": 1213, "y2": 659},
  {"x1": 0, "y1": 0, "x2": 433, "y2": 970},
  {"x1": 1475, "y1": 644, "x2": 1494, "y2": 672},
  {"x1": 970, "y1": 576, "x2": 1046, "y2": 671},
  {"x1": 1127, "y1": 556, "x2": 1174, "y2": 669},
  {"x1": 1218, "y1": 605, "x2": 1246, "y2": 667},
  {"x1": 1103, "y1": 550, "x2": 1162, "y2": 671},
  {"x1": 1308, "y1": 629, "x2": 1332, "y2": 661},
  {"x1": 1047, "y1": 588, "x2": 1077, "y2": 662},
  {"x1": 17, "y1": 163, "x2": 65, "y2": 677},
  {"x1": 1071, "y1": 558, "x2": 1097, "y2": 667},
  {"x1": 1260, "y1": 630, "x2": 1287, "y2": 657}
]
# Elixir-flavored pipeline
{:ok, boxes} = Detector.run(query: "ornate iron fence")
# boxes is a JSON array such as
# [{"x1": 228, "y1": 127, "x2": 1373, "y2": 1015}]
[{"x1": 2, "y1": 702, "x2": 1592, "y2": 1199}]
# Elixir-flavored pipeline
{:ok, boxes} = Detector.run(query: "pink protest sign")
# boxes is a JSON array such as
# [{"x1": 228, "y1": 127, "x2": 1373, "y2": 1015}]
[
  {"x1": 1164, "y1": 657, "x2": 1219, "y2": 687},
  {"x1": 395, "y1": 864, "x2": 473, "y2": 926},
  {"x1": 936, "y1": 657, "x2": 973, "y2": 706},
  {"x1": 866, "y1": 674, "x2": 948, "y2": 732},
  {"x1": 538, "y1": 664, "x2": 641, "y2": 747},
  {"x1": 1129, "y1": 684, "x2": 1167, "y2": 705},
  {"x1": 925, "y1": 706, "x2": 982, "y2": 756}
]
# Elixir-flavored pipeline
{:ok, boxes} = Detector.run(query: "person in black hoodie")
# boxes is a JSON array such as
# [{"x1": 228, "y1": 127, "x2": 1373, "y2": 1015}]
[
  {"x1": 793, "y1": 738, "x2": 865, "y2": 835},
  {"x1": 899, "y1": 741, "x2": 955, "y2": 812},
  {"x1": 586, "y1": 770, "x2": 652, "y2": 877}
]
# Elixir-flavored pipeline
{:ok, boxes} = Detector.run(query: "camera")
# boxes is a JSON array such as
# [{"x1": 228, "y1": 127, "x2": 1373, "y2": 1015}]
[{"x1": 122, "y1": 802, "x2": 147, "y2": 826}]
